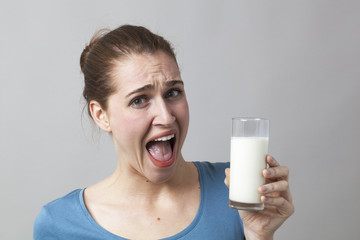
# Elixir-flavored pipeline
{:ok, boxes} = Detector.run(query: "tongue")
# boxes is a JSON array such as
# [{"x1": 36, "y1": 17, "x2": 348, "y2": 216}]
[{"x1": 147, "y1": 141, "x2": 172, "y2": 162}]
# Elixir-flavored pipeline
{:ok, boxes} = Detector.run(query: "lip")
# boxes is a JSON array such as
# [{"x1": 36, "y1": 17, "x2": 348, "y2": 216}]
[
  {"x1": 147, "y1": 129, "x2": 177, "y2": 142},
  {"x1": 146, "y1": 129, "x2": 177, "y2": 168}
]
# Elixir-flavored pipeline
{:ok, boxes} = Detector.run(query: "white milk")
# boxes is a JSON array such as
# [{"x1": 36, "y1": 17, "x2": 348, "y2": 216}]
[{"x1": 229, "y1": 137, "x2": 268, "y2": 204}]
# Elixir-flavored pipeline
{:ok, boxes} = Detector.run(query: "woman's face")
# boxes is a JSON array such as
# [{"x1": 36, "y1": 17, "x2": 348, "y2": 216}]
[{"x1": 104, "y1": 51, "x2": 189, "y2": 183}]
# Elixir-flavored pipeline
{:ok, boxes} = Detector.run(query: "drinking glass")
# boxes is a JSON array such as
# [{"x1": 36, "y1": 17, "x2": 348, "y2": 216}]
[{"x1": 229, "y1": 117, "x2": 269, "y2": 210}]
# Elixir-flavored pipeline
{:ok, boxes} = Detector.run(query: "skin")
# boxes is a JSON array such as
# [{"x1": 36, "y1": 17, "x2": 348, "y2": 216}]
[{"x1": 85, "y1": 51, "x2": 294, "y2": 239}]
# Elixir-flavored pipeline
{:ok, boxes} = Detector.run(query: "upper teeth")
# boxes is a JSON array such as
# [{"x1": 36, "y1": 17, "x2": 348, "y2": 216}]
[{"x1": 153, "y1": 134, "x2": 175, "y2": 142}]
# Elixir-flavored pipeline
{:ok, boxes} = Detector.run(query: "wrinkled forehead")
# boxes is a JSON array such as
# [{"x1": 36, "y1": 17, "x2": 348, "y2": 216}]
[{"x1": 111, "y1": 52, "x2": 181, "y2": 92}]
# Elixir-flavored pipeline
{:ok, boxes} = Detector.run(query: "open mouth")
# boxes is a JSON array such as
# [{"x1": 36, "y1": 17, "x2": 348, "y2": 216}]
[{"x1": 146, "y1": 132, "x2": 176, "y2": 167}]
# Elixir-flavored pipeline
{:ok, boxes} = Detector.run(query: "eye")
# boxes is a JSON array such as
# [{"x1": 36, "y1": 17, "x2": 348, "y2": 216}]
[
  {"x1": 165, "y1": 88, "x2": 182, "y2": 99},
  {"x1": 129, "y1": 95, "x2": 148, "y2": 108}
]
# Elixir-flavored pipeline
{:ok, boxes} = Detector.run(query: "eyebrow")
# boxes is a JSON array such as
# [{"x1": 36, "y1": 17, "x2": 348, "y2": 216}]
[{"x1": 126, "y1": 80, "x2": 184, "y2": 98}]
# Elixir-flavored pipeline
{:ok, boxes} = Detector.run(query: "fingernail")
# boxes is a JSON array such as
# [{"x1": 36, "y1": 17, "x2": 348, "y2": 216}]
[
  {"x1": 260, "y1": 186, "x2": 267, "y2": 193},
  {"x1": 265, "y1": 169, "x2": 271, "y2": 176}
]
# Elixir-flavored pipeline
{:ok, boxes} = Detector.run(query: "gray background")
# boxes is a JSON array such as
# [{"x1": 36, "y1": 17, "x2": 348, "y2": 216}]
[{"x1": 1, "y1": 0, "x2": 359, "y2": 239}]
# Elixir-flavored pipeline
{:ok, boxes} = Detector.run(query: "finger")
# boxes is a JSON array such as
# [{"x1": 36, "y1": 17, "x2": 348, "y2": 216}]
[
  {"x1": 259, "y1": 180, "x2": 289, "y2": 194},
  {"x1": 225, "y1": 168, "x2": 230, "y2": 176},
  {"x1": 263, "y1": 166, "x2": 289, "y2": 179},
  {"x1": 224, "y1": 168, "x2": 230, "y2": 188},
  {"x1": 266, "y1": 155, "x2": 280, "y2": 167},
  {"x1": 261, "y1": 196, "x2": 295, "y2": 217}
]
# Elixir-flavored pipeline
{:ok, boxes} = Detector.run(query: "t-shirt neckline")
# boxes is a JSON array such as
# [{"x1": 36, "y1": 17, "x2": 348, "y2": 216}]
[{"x1": 78, "y1": 161, "x2": 205, "y2": 240}]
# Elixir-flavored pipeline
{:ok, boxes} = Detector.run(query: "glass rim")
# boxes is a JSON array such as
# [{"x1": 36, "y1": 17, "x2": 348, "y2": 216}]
[{"x1": 232, "y1": 117, "x2": 269, "y2": 122}]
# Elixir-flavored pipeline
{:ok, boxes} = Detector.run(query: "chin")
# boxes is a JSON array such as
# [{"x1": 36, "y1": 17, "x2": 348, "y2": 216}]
[{"x1": 144, "y1": 158, "x2": 179, "y2": 184}]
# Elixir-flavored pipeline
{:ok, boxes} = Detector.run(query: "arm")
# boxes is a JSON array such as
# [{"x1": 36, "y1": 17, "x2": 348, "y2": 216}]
[{"x1": 34, "y1": 207, "x2": 57, "y2": 240}]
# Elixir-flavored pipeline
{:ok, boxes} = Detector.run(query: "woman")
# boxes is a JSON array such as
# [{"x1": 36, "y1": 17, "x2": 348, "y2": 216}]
[{"x1": 34, "y1": 25, "x2": 294, "y2": 240}]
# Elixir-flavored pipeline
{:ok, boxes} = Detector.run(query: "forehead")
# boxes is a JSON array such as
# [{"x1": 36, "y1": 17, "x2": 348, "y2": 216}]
[{"x1": 111, "y1": 52, "x2": 181, "y2": 91}]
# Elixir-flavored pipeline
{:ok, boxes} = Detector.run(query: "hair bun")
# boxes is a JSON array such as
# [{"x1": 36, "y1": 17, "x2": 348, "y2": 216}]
[{"x1": 80, "y1": 29, "x2": 110, "y2": 74}]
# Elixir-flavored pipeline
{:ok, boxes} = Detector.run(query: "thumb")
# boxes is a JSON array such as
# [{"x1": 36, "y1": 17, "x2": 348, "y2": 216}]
[{"x1": 224, "y1": 168, "x2": 230, "y2": 188}]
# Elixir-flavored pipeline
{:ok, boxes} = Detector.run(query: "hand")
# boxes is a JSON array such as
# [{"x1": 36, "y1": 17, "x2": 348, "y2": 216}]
[{"x1": 224, "y1": 155, "x2": 295, "y2": 240}]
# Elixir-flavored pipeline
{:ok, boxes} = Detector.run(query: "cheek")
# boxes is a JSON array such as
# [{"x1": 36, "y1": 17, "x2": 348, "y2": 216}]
[
  {"x1": 110, "y1": 112, "x2": 148, "y2": 146},
  {"x1": 176, "y1": 101, "x2": 190, "y2": 130}
]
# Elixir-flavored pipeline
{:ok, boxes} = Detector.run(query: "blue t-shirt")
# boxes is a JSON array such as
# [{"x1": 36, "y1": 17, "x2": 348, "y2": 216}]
[{"x1": 34, "y1": 161, "x2": 244, "y2": 239}]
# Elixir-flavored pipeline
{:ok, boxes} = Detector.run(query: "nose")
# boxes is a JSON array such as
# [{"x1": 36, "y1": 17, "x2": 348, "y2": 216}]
[{"x1": 152, "y1": 98, "x2": 176, "y2": 126}]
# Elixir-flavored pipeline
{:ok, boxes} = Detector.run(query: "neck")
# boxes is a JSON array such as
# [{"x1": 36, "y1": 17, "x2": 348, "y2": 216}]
[{"x1": 98, "y1": 154, "x2": 195, "y2": 204}]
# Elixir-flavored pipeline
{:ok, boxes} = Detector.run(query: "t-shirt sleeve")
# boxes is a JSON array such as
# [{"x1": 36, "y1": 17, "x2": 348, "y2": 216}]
[
  {"x1": 33, "y1": 207, "x2": 57, "y2": 240},
  {"x1": 191, "y1": 161, "x2": 244, "y2": 240}
]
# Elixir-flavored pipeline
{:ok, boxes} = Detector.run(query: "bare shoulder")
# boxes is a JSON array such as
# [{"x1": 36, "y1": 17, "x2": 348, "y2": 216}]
[{"x1": 82, "y1": 177, "x2": 116, "y2": 213}]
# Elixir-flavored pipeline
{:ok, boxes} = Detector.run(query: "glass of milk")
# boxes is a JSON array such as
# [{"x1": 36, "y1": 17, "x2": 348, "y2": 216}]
[{"x1": 229, "y1": 117, "x2": 269, "y2": 211}]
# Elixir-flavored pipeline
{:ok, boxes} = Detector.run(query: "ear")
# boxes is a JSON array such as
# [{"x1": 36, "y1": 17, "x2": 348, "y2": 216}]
[{"x1": 89, "y1": 100, "x2": 112, "y2": 132}]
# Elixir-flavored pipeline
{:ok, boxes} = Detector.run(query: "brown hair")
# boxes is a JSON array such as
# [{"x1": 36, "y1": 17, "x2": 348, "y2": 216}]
[{"x1": 80, "y1": 24, "x2": 177, "y2": 117}]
